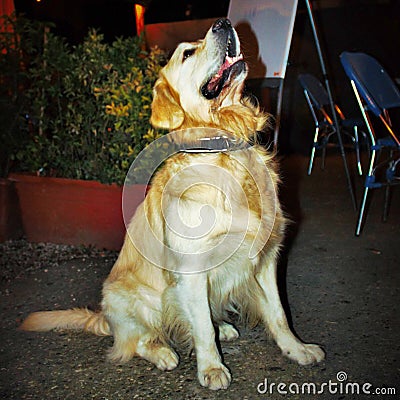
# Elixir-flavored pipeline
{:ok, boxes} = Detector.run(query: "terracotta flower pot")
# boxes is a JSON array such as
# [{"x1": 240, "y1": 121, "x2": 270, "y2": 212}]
[
  {"x1": 8, "y1": 173, "x2": 147, "y2": 250},
  {"x1": 0, "y1": 178, "x2": 23, "y2": 242}
]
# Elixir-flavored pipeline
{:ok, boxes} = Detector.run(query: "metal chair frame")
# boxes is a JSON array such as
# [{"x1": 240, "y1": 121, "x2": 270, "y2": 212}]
[
  {"x1": 299, "y1": 73, "x2": 365, "y2": 175},
  {"x1": 340, "y1": 52, "x2": 400, "y2": 235}
]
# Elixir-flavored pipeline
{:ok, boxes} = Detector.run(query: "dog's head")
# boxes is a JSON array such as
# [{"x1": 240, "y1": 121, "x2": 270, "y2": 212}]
[{"x1": 151, "y1": 19, "x2": 263, "y2": 132}]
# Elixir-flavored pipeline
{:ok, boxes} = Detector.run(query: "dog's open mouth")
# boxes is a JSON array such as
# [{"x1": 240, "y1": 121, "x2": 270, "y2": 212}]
[{"x1": 201, "y1": 40, "x2": 245, "y2": 100}]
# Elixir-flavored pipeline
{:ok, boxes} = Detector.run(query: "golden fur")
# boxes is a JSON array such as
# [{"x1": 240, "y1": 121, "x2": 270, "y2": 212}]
[{"x1": 20, "y1": 19, "x2": 324, "y2": 390}]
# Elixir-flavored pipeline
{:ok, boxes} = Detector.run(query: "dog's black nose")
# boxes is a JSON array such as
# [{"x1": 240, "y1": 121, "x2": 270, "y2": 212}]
[{"x1": 212, "y1": 18, "x2": 232, "y2": 33}]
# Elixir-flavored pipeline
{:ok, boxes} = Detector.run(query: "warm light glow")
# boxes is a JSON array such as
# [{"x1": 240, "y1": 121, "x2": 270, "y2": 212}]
[
  {"x1": 1, "y1": 0, "x2": 16, "y2": 53},
  {"x1": 135, "y1": 4, "x2": 145, "y2": 36}
]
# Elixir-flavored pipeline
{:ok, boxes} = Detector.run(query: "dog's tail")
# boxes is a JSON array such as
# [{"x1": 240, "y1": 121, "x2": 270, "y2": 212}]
[{"x1": 19, "y1": 308, "x2": 111, "y2": 336}]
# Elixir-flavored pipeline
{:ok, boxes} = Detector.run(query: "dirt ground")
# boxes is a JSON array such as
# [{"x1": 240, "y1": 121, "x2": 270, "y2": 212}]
[{"x1": 1, "y1": 154, "x2": 399, "y2": 399}]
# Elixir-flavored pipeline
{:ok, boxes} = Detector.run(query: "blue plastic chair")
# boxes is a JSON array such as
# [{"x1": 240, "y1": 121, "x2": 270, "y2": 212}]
[
  {"x1": 298, "y1": 73, "x2": 365, "y2": 175},
  {"x1": 340, "y1": 52, "x2": 400, "y2": 235}
]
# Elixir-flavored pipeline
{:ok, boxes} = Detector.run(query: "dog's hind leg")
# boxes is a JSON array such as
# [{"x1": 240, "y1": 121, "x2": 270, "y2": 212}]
[
  {"x1": 136, "y1": 340, "x2": 179, "y2": 371},
  {"x1": 102, "y1": 281, "x2": 179, "y2": 371},
  {"x1": 105, "y1": 316, "x2": 179, "y2": 371},
  {"x1": 105, "y1": 311, "x2": 180, "y2": 371},
  {"x1": 255, "y1": 252, "x2": 325, "y2": 365}
]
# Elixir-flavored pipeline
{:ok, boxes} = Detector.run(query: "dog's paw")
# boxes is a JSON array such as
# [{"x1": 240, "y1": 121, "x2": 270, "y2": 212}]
[
  {"x1": 218, "y1": 323, "x2": 239, "y2": 342},
  {"x1": 282, "y1": 342, "x2": 325, "y2": 366},
  {"x1": 153, "y1": 346, "x2": 180, "y2": 371},
  {"x1": 198, "y1": 364, "x2": 231, "y2": 390},
  {"x1": 137, "y1": 343, "x2": 179, "y2": 371}
]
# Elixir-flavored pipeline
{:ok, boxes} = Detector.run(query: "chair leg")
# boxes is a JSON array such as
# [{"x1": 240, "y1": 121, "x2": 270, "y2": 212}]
[
  {"x1": 321, "y1": 143, "x2": 327, "y2": 171},
  {"x1": 383, "y1": 184, "x2": 390, "y2": 222},
  {"x1": 308, "y1": 127, "x2": 319, "y2": 175},
  {"x1": 356, "y1": 148, "x2": 378, "y2": 236},
  {"x1": 353, "y1": 126, "x2": 362, "y2": 175},
  {"x1": 355, "y1": 185, "x2": 369, "y2": 236},
  {"x1": 383, "y1": 154, "x2": 396, "y2": 222}
]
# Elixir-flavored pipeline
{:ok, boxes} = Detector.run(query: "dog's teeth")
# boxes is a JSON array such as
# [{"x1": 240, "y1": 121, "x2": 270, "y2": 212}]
[{"x1": 226, "y1": 38, "x2": 232, "y2": 56}]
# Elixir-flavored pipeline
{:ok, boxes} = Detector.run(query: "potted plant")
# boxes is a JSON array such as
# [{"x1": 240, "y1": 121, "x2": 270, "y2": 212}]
[{"x1": 1, "y1": 15, "x2": 166, "y2": 249}]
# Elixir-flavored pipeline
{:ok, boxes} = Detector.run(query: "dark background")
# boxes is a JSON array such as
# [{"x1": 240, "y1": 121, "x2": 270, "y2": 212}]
[{"x1": 13, "y1": 0, "x2": 230, "y2": 44}]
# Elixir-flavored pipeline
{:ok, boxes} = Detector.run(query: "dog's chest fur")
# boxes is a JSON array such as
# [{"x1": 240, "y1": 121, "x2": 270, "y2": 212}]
[{"x1": 152, "y1": 147, "x2": 282, "y2": 328}]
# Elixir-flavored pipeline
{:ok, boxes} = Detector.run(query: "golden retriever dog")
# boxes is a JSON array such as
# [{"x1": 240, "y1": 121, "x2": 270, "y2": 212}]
[{"x1": 20, "y1": 18, "x2": 324, "y2": 390}]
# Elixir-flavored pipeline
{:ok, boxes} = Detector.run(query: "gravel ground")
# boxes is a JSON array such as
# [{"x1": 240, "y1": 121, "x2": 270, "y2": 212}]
[
  {"x1": 1, "y1": 154, "x2": 399, "y2": 399},
  {"x1": 0, "y1": 241, "x2": 117, "y2": 284}
]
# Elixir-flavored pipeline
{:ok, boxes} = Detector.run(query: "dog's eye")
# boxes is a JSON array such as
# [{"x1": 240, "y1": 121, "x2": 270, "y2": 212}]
[{"x1": 182, "y1": 48, "x2": 196, "y2": 62}]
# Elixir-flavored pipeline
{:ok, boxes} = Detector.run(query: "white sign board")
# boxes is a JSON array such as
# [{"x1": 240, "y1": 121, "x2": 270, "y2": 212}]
[{"x1": 228, "y1": 0, "x2": 298, "y2": 79}]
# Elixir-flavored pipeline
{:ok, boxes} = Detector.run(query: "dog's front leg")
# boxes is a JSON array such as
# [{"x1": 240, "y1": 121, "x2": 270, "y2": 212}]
[
  {"x1": 255, "y1": 253, "x2": 325, "y2": 365},
  {"x1": 176, "y1": 274, "x2": 231, "y2": 390}
]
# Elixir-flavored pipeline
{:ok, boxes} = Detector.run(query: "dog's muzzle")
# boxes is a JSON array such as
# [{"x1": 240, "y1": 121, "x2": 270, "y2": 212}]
[{"x1": 201, "y1": 19, "x2": 246, "y2": 100}]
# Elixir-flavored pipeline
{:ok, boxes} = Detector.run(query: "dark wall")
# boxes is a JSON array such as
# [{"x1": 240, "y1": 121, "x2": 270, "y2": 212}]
[
  {"x1": 145, "y1": 0, "x2": 230, "y2": 24},
  {"x1": 14, "y1": 0, "x2": 136, "y2": 44},
  {"x1": 13, "y1": 0, "x2": 231, "y2": 44}
]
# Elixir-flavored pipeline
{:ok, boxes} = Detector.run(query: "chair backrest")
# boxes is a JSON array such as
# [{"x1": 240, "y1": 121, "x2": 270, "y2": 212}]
[
  {"x1": 298, "y1": 73, "x2": 331, "y2": 109},
  {"x1": 340, "y1": 52, "x2": 400, "y2": 117}
]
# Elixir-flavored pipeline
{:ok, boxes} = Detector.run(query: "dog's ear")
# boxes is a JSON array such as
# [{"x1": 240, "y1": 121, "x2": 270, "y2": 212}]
[{"x1": 150, "y1": 78, "x2": 184, "y2": 130}]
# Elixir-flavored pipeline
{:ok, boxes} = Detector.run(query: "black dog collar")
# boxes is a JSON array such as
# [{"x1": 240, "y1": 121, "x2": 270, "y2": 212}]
[{"x1": 178, "y1": 135, "x2": 251, "y2": 153}]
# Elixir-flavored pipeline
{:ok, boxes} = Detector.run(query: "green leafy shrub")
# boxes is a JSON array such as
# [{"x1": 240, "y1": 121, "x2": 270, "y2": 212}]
[
  {"x1": 0, "y1": 14, "x2": 48, "y2": 178},
  {"x1": 0, "y1": 15, "x2": 166, "y2": 184}
]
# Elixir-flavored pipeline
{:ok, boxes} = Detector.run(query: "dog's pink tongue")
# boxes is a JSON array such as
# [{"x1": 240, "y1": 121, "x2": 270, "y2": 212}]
[{"x1": 207, "y1": 54, "x2": 243, "y2": 91}]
